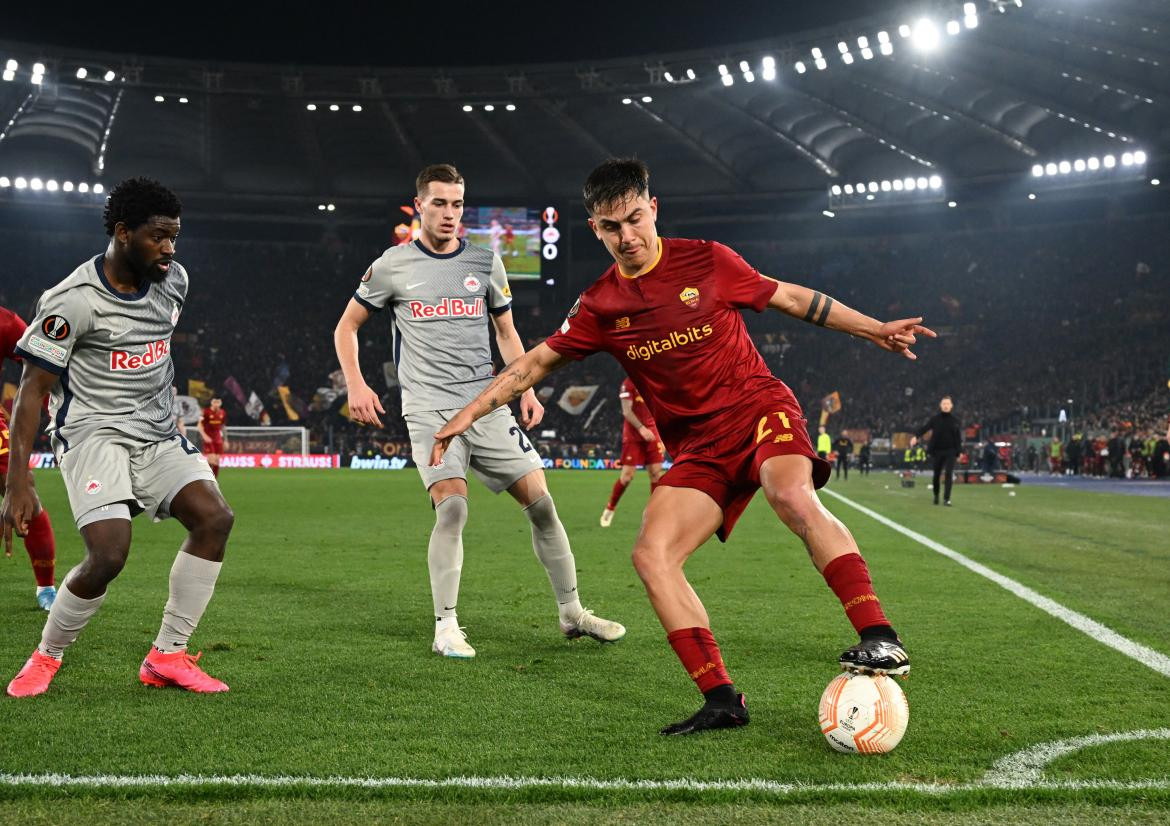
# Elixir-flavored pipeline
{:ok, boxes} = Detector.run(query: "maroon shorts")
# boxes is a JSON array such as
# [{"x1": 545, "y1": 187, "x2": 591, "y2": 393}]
[
  {"x1": 658, "y1": 394, "x2": 831, "y2": 542},
  {"x1": 203, "y1": 438, "x2": 224, "y2": 456},
  {"x1": 621, "y1": 426, "x2": 665, "y2": 467}
]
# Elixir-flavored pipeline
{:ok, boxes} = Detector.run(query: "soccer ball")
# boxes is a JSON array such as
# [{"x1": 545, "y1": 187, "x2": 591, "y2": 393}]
[{"x1": 818, "y1": 672, "x2": 909, "y2": 754}]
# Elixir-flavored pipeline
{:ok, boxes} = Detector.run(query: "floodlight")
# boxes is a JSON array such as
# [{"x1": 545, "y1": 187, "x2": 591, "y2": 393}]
[
  {"x1": 861, "y1": 48, "x2": 873, "y2": 59},
  {"x1": 1133, "y1": 150, "x2": 1146, "y2": 165},
  {"x1": 892, "y1": 179, "x2": 904, "y2": 191},
  {"x1": 838, "y1": 42, "x2": 849, "y2": 54},
  {"x1": 93, "y1": 183, "x2": 103, "y2": 194},
  {"x1": 1073, "y1": 159, "x2": 1086, "y2": 172},
  {"x1": 947, "y1": 201, "x2": 957, "y2": 207},
  {"x1": 76, "y1": 67, "x2": 87, "y2": 79},
  {"x1": 1031, "y1": 164, "x2": 1044, "y2": 177},
  {"x1": 1058, "y1": 160, "x2": 1071, "y2": 174},
  {"x1": 326, "y1": 203, "x2": 335, "y2": 211},
  {"x1": 946, "y1": 20, "x2": 961, "y2": 35},
  {"x1": 30, "y1": 178, "x2": 43, "y2": 190},
  {"x1": 843, "y1": 184, "x2": 854, "y2": 194},
  {"x1": 911, "y1": 19, "x2": 940, "y2": 51},
  {"x1": 928, "y1": 175, "x2": 942, "y2": 189},
  {"x1": 33, "y1": 62, "x2": 45, "y2": 74},
  {"x1": 46, "y1": 179, "x2": 58, "y2": 191},
  {"x1": 904, "y1": 177, "x2": 916, "y2": 191},
  {"x1": 739, "y1": 60, "x2": 750, "y2": 71},
  {"x1": 1121, "y1": 152, "x2": 1133, "y2": 166},
  {"x1": 814, "y1": 58, "x2": 827, "y2": 70},
  {"x1": 1103, "y1": 154, "x2": 1116, "y2": 168},
  {"x1": 822, "y1": 210, "x2": 835, "y2": 218},
  {"x1": 722, "y1": 74, "x2": 734, "y2": 86},
  {"x1": 307, "y1": 103, "x2": 317, "y2": 111},
  {"x1": 104, "y1": 70, "x2": 116, "y2": 81},
  {"x1": 15, "y1": 177, "x2": 28, "y2": 189},
  {"x1": 831, "y1": 185, "x2": 842, "y2": 195},
  {"x1": 484, "y1": 104, "x2": 494, "y2": 111},
  {"x1": 505, "y1": 104, "x2": 516, "y2": 111},
  {"x1": 898, "y1": 24, "x2": 911, "y2": 38},
  {"x1": 63, "y1": 181, "x2": 74, "y2": 191},
  {"x1": 880, "y1": 42, "x2": 893, "y2": 56},
  {"x1": 0, "y1": 177, "x2": 9, "y2": 187},
  {"x1": 154, "y1": 95, "x2": 164, "y2": 102},
  {"x1": 842, "y1": 53, "x2": 854, "y2": 64},
  {"x1": 4, "y1": 60, "x2": 16, "y2": 72},
  {"x1": 880, "y1": 180, "x2": 892, "y2": 191},
  {"x1": 352, "y1": 104, "x2": 362, "y2": 112},
  {"x1": 810, "y1": 48, "x2": 823, "y2": 59},
  {"x1": 329, "y1": 104, "x2": 339, "y2": 111},
  {"x1": 641, "y1": 96, "x2": 652, "y2": 102},
  {"x1": 179, "y1": 97, "x2": 189, "y2": 103},
  {"x1": 794, "y1": 61, "x2": 806, "y2": 74},
  {"x1": 78, "y1": 182, "x2": 89, "y2": 192}
]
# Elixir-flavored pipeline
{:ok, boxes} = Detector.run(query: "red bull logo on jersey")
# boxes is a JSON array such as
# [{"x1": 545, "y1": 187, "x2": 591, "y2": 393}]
[
  {"x1": 407, "y1": 297, "x2": 485, "y2": 320},
  {"x1": 110, "y1": 339, "x2": 170, "y2": 371},
  {"x1": 625, "y1": 324, "x2": 714, "y2": 361}
]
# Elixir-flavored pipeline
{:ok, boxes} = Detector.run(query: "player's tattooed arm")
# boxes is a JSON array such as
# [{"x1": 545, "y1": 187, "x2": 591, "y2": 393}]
[
  {"x1": 765, "y1": 279, "x2": 937, "y2": 360},
  {"x1": 432, "y1": 343, "x2": 569, "y2": 466}
]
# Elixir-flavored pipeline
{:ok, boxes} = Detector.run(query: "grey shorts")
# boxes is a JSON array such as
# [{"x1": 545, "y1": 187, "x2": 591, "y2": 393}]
[
  {"x1": 404, "y1": 406, "x2": 544, "y2": 494},
  {"x1": 58, "y1": 431, "x2": 217, "y2": 526}
]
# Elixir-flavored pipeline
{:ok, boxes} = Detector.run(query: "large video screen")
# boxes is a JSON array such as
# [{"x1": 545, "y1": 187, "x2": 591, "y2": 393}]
[{"x1": 461, "y1": 206, "x2": 542, "y2": 280}]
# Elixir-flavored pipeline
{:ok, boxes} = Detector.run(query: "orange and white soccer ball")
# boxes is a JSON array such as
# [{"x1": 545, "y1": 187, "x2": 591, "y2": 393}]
[{"x1": 819, "y1": 672, "x2": 909, "y2": 754}]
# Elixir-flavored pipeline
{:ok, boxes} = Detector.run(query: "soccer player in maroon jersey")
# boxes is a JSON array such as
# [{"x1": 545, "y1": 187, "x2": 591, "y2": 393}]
[
  {"x1": 198, "y1": 397, "x2": 227, "y2": 479},
  {"x1": 0, "y1": 306, "x2": 57, "y2": 610},
  {"x1": 433, "y1": 159, "x2": 934, "y2": 735},
  {"x1": 600, "y1": 377, "x2": 665, "y2": 527}
]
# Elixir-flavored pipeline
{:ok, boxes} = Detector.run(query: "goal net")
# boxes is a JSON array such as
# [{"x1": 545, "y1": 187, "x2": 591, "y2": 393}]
[{"x1": 217, "y1": 426, "x2": 310, "y2": 456}]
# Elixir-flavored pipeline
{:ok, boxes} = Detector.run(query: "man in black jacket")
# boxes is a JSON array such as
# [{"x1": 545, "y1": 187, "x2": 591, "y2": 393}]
[{"x1": 911, "y1": 396, "x2": 962, "y2": 506}]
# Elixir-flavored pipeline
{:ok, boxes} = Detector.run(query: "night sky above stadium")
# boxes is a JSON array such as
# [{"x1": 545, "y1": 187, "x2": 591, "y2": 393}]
[{"x1": 3, "y1": 0, "x2": 890, "y2": 65}]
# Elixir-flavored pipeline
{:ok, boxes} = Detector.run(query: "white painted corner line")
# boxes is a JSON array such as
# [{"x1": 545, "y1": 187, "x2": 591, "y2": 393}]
[{"x1": 822, "y1": 489, "x2": 1170, "y2": 679}]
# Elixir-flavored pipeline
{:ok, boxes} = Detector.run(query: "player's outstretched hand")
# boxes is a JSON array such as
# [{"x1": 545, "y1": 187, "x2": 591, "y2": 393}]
[
  {"x1": 432, "y1": 413, "x2": 473, "y2": 467},
  {"x1": 520, "y1": 389, "x2": 545, "y2": 429},
  {"x1": 1, "y1": 484, "x2": 39, "y2": 558},
  {"x1": 872, "y1": 317, "x2": 937, "y2": 360},
  {"x1": 638, "y1": 425, "x2": 656, "y2": 442},
  {"x1": 348, "y1": 383, "x2": 385, "y2": 428}
]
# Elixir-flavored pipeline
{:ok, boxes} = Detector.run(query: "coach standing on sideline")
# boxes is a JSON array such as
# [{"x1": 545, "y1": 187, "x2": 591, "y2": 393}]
[{"x1": 911, "y1": 396, "x2": 962, "y2": 506}]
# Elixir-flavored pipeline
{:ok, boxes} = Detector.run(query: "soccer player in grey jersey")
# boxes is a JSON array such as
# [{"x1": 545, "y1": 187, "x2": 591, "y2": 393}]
[
  {"x1": 3, "y1": 178, "x2": 235, "y2": 697},
  {"x1": 334, "y1": 163, "x2": 625, "y2": 658}
]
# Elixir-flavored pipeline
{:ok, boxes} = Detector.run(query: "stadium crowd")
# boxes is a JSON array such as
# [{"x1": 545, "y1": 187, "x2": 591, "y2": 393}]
[{"x1": 2, "y1": 213, "x2": 1167, "y2": 471}]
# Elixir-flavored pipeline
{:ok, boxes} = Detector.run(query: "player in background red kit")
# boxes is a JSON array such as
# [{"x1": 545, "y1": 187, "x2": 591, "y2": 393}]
[
  {"x1": 198, "y1": 397, "x2": 227, "y2": 479},
  {"x1": 0, "y1": 306, "x2": 57, "y2": 611},
  {"x1": 600, "y1": 377, "x2": 665, "y2": 527},
  {"x1": 433, "y1": 159, "x2": 934, "y2": 735}
]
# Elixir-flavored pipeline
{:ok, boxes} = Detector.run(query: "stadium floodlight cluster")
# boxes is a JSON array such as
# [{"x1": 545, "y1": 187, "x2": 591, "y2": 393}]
[
  {"x1": 621, "y1": 96, "x2": 654, "y2": 104},
  {"x1": 827, "y1": 175, "x2": 945, "y2": 208},
  {"x1": 316, "y1": 203, "x2": 336, "y2": 212},
  {"x1": 153, "y1": 95, "x2": 191, "y2": 104},
  {"x1": 0, "y1": 176, "x2": 104, "y2": 195},
  {"x1": 306, "y1": 103, "x2": 365, "y2": 112},
  {"x1": 716, "y1": 2, "x2": 998, "y2": 86},
  {"x1": 1030, "y1": 151, "x2": 1147, "y2": 179},
  {"x1": 2, "y1": 59, "x2": 47, "y2": 84},
  {"x1": 460, "y1": 103, "x2": 517, "y2": 112}
]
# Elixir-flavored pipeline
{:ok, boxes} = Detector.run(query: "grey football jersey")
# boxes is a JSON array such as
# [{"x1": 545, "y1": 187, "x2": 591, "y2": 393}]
[
  {"x1": 16, "y1": 254, "x2": 186, "y2": 453},
  {"x1": 354, "y1": 240, "x2": 512, "y2": 415}
]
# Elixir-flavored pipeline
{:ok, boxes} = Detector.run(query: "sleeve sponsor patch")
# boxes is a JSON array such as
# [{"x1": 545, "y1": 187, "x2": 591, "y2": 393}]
[{"x1": 27, "y1": 335, "x2": 67, "y2": 362}]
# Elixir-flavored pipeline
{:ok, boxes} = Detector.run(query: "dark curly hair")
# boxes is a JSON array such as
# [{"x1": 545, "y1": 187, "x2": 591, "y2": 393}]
[
  {"x1": 583, "y1": 158, "x2": 650, "y2": 215},
  {"x1": 102, "y1": 177, "x2": 182, "y2": 237}
]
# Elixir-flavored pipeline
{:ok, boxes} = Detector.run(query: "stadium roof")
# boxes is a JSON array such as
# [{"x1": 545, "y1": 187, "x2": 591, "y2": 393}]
[{"x1": 0, "y1": 0, "x2": 1166, "y2": 219}]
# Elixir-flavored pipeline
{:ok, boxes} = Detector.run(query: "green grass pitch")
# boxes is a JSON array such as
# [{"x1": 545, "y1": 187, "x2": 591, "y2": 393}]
[{"x1": 1, "y1": 468, "x2": 1167, "y2": 823}]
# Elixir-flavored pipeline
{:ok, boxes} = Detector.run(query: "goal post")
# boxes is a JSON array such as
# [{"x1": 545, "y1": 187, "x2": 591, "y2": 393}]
[{"x1": 219, "y1": 426, "x2": 310, "y2": 456}]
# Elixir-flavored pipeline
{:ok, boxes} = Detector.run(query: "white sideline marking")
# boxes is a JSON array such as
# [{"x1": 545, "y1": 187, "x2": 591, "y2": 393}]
[
  {"x1": 822, "y1": 489, "x2": 1170, "y2": 679},
  {"x1": 0, "y1": 772, "x2": 1167, "y2": 795},
  {"x1": 983, "y1": 729, "x2": 1170, "y2": 787}
]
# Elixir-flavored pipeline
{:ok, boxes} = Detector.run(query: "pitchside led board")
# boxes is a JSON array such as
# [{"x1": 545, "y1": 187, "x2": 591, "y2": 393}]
[{"x1": 398, "y1": 203, "x2": 564, "y2": 283}]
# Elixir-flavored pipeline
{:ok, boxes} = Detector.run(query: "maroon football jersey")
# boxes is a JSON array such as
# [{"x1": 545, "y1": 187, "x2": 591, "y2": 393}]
[{"x1": 545, "y1": 238, "x2": 794, "y2": 456}]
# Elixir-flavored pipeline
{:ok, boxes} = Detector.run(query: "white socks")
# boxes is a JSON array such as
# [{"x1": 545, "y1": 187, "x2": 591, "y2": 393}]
[
  {"x1": 523, "y1": 494, "x2": 584, "y2": 623},
  {"x1": 38, "y1": 571, "x2": 106, "y2": 659},
  {"x1": 153, "y1": 553, "x2": 223, "y2": 653},
  {"x1": 428, "y1": 495, "x2": 468, "y2": 624}
]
